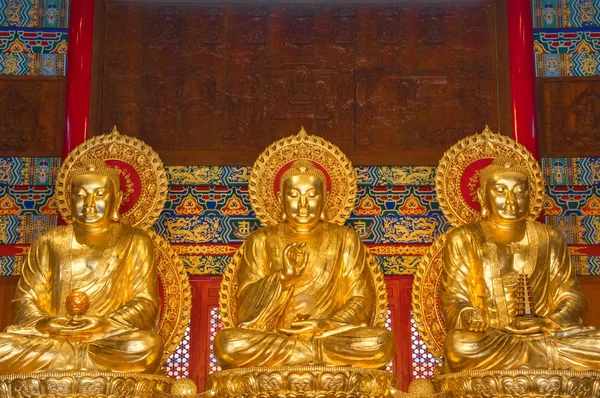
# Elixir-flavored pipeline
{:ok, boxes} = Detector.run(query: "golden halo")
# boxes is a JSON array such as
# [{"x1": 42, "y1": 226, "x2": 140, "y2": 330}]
[
  {"x1": 150, "y1": 231, "x2": 191, "y2": 366},
  {"x1": 249, "y1": 127, "x2": 357, "y2": 226},
  {"x1": 411, "y1": 233, "x2": 448, "y2": 361},
  {"x1": 55, "y1": 127, "x2": 168, "y2": 229},
  {"x1": 436, "y1": 126, "x2": 544, "y2": 226}
]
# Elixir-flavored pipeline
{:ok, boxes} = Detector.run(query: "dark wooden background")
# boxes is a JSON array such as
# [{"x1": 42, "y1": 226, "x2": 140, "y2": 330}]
[
  {"x1": 0, "y1": 76, "x2": 65, "y2": 157},
  {"x1": 90, "y1": 0, "x2": 510, "y2": 165},
  {"x1": 538, "y1": 77, "x2": 600, "y2": 158}
]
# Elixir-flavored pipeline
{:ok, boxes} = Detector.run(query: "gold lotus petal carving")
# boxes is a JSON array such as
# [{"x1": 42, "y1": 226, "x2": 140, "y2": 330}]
[
  {"x1": 434, "y1": 369, "x2": 600, "y2": 398},
  {"x1": 208, "y1": 365, "x2": 396, "y2": 398}
]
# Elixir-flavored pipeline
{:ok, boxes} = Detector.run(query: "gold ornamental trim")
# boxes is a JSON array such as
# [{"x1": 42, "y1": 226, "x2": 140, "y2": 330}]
[
  {"x1": 434, "y1": 369, "x2": 600, "y2": 397},
  {"x1": 249, "y1": 127, "x2": 357, "y2": 226},
  {"x1": 436, "y1": 126, "x2": 544, "y2": 226},
  {"x1": 411, "y1": 232, "x2": 448, "y2": 361},
  {"x1": 207, "y1": 365, "x2": 396, "y2": 398},
  {"x1": 220, "y1": 246, "x2": 388, "y2": 329},
  {"x1": 150, "y1": 232, "x2": 192, "y2": 365},
  {"x1": 172, "y1": 244, "x2": 239, "y2": 256},
  {"x1": 367, "y1": 245, "x2": 429, "y2": 256},
  {"x1": 0, "y1": 371, "x2": 173, "y2": 397},
  {"x1": 55, "y1": 127, "x2": 168, "y2": 230}
]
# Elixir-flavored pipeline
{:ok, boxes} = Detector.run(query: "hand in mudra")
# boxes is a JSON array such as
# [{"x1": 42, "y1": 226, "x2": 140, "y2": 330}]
[
  {"x1": 461, "y1": 309, "x2": 487, "y2": 332},
  {"x1": 36, "y1": 316, "x2": 110, "y2": 337},
  {"x1": 281, "y1": 242, "x2": 309, "y2": 286},
  {"x1": 504, "y1": 316, "x2": 552, "y2": 335}
]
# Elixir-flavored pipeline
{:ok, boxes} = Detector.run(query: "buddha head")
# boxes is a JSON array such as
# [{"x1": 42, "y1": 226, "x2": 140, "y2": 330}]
[
  {"x1": 477, "y1": 157, "x2": 530, "y2": 223},
  {"x1": 70, "y1": 160, "x2": 123, "y2": 227},
  {"x1": 279, "y1": 160, "x2": 329, "y2": 230}
]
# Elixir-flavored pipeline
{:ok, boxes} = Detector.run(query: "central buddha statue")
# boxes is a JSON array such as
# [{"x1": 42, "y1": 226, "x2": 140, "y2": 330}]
[
  {"x1": 0, "y1": 159, "x2": 163, "y2": 374},
  {"x1": 214, "y1": 159, "x2": 395, "y2": 369},
  {"x1": 440, "y1": 157, "x2": 600, "y2": 373}
]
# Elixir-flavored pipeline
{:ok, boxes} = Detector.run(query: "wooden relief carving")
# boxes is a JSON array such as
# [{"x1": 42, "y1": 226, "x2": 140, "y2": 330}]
[
  {"x1": 96, "y1": 1, "x2": 508, "y2": 165},
  {"x1": 539, "y1": 78, "x2": 600, "y2": 157},
  {"x1": 0, "y1": 77, "x2": 63, "y2": 157}
]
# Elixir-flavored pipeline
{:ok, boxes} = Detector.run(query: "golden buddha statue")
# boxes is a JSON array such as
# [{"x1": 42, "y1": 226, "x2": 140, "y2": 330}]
[
  {"x1": 0, "y1": 159, "x2": 163, "y2": 374},
  {"x1": 214, "y1": 158, "x2": 395, "y2": 369},
  {"x1": 413, "y1": 129, "x2": 600, "y2": 396},
  {"x1": 440, "y1": 156, "x2": 600, "y2": 372}
]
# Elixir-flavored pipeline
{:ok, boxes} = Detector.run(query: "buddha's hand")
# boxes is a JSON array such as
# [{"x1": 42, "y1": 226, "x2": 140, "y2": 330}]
[
  {"x1": 279, "y1": 319, "x2": 345, "y2": 337},
  {"x1": 35, "y1": 317, "x2": 71, "y2": 335},
  {"x1": 281, "y1": 242, "x2": 309, "y2": 286},
  {"x1": 36, "y1": 316, "x2": 110, "y2": 336},
  {"x1": 504, "y1": 316, "x2": 551, "y2": 335},
  {"x1": 461, "y1": 309, "x2": 487, "y2": 332}
]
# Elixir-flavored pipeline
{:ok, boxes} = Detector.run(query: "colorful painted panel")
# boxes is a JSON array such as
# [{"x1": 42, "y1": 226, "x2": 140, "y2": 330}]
[
  {"x1": 9, "y1": 157, "x2": 600, "y2": 187},
  {"x1": 0, "y1": 186, "x2": 56, "y2": 216},
  {"x1": 0, "y1": 157, "x2": 60, "y2": 186},
  {"x1": 542, "y1": 157, "x2": 600, "y2": 185},
  {"x1": 0, "y1": 28, "x2": 67, "y2": 76},
  {"x1": 0, "y1": 256, "x2": 23, "y2": 276},
  {"x1": 0, "y1": 160, "x2": 599, "y2": 275},
  {"x1": 166, "y1": 165, "x2": 436, "y2": 187},
  {"x1": 545, "y1": 186, "x2": 600, "y2": 216},
  {"x1": 572, "y1": 255, "x2": 600, "y2": 275},
  {"x1": 545, "y1": 215, "x2": 600, "y2": 244},
  {"x1": 0, "y1": 215, "x2": 57, "y2": 244},
  {"x1": 534, "y1": 29, "x2": 600, "y2": 77},
  {"x1": 533, "y1": 0, "x2": 600, "y2": 29},
  {"x1": 0, "y1": 0, "x2": 69, "y2": 28}
]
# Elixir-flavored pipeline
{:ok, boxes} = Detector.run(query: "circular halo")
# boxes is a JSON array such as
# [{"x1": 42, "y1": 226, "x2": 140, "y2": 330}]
[
  {"x1": 55, "y1": 127, "x2": 168, "y2": 229},
  {"x1": 436, "y1": 126, "x2": 544, "y2": 226},
  {"x1": 150, "y1": 231, "x2": 191, "y2": 365},
  {"x1": 249, "y1": 127, "x2": 357, "y2": 226},
  {"x1": 411, "y1": 233, "x2": 448, "y2": 361}
]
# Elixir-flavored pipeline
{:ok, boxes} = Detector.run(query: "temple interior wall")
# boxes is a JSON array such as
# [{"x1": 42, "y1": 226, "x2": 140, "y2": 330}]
[{"x1": 1, "y1": 0, "x2": 600, "y2": 390}]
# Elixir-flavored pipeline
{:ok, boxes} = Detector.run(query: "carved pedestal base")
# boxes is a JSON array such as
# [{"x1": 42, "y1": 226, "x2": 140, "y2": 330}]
[
  {"x1": 0, "y1": 371, "x2": 174, "y2": 397},
  {"x1": 434, "y1": 369, "x2": 600, "y2": 398},
  {"x1": 207, "y1": 366, "x2": 396, "y2": 398}
]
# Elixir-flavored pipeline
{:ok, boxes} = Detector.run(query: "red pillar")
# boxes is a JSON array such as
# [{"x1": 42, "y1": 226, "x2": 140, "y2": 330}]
[
  {"x1": 63, "y1": 0, "x2": 95, "y2": 159},
  {"x1": 507, "y1": 0, "x2": 538, "y2": 159}
]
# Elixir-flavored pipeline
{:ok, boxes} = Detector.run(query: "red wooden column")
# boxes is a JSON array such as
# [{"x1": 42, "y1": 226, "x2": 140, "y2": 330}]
[
  {"x1": 507, "y1": 0, "x2": 539, "y2": 159},
  {"x1": 63, "y1": 0, "x2": 95, "y2": 158}
]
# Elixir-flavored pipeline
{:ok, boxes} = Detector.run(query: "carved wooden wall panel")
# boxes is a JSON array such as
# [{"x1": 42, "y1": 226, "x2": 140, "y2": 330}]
[
  {"x1": 0, "y1": 77, "x2": 64, "y2": 157},
  {"x1": 93, "y1": 1, "x2": 509, "y2": 165},
  {"x1": 539, "y1": 77, "x2": 600, "y2": 157}
]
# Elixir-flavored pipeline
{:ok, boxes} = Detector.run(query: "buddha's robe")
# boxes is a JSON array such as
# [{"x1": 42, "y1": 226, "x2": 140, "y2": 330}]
[
  {"x1": 441, "y1": 221, "x2": 600, "y2": 373},
  {"x1": 0, "y1": 224, "x2": 163, "y2": 374},
  {"x1": 214, "y1": 222, "x2": 395, "y2": 369}
]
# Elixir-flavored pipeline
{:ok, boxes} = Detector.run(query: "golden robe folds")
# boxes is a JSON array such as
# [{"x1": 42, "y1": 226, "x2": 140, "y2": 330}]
[
  {"x1": 215, "y1": 222, "x2": 395, "y2": 369},
  {"x1": 0, "y1": 224, "x2": 163, "y2": 374},
  {"x1": 441, "y1": 221, "x2": 600, "y2": 372}
]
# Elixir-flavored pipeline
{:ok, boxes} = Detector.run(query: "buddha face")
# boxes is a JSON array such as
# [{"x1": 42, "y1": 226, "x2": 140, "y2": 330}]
[
  {"x1": 71, "y1": 174, "x2": 120, "y2": 227},
  {"x1": 281, "y1": 174, "x2": 325, "y2": 230},
  {"x1": 482, "y1": 171, "x2": 530, "y2": 222}
]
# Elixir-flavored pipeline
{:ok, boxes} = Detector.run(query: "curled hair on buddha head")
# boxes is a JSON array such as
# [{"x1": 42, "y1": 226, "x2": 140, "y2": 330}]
[
  {"x1": 70, "y1": 159, "x2": 121, "y2": 193},
  {"x1": 477, "y1": 156, "x2": 530, "y2": 218}
]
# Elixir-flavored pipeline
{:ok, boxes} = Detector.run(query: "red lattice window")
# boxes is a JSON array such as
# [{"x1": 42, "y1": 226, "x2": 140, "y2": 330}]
[
  {"x1": 163, "y1": 325, "x2": 191, "y2": 378},
  {"x1": 410, "y1": 310, "x2": 439, "y2": 378},
  {"x1": 209, "y1": 307, "x2": 223, "y2": 374}
]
